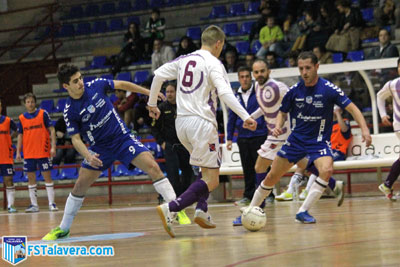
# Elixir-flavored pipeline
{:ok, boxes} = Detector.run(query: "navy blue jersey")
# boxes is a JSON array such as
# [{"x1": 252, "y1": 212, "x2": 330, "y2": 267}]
[
  {"x1": 280, "y1": 77, "x2": 351, "y2": 143},
  {"x1": 64, "y1": 78, "x2": 129, "y2": 146}
]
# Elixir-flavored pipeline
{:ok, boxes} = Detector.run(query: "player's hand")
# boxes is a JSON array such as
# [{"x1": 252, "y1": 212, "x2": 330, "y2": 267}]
[
  {"x1": 15, "y1": 153, "x2": 21, "y2": 162},
  {"x1": 226, "y1": 140, "x2": 232, "y2": 151},
  {"x1": 362, "y1": 130, "x2": 372, "y2": 147},
  {"x1": 158, "y1": 92, "x2": 166, "y2": 101},
  {"x1": 50, "y1": 147, "x2": 56, "y2": 157},
  {"x1": 161, "y1": 142, "x2": 166, "y2": 150},
  {"x1": 85, "y1": 153, "x2": 103, "y2": 168},
  {"x1": 147, "y1": 105, "x2": 161, "y2": 119},
  {"x1": 243, "y1": 117, "x2": 257, "y2": 131},
  {"x1": 381, "y1": 115, "x2": 392, "y2": 127},
  {"x1": 272, "y1": 127, "x2": 283, "y2": 137}
]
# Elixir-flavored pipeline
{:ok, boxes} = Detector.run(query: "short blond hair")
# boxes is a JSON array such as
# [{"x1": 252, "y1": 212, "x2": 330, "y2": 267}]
[{"x1": 201, "y1": 25, "x2": 225, "y2": 47}]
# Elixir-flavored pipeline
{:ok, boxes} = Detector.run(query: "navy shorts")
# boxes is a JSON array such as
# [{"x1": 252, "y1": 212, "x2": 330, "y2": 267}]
[
  {"x1": 24, "y1": 158, "x2": 53, "y2": 172},
  {"x1": 277, "y1": 137, "x2": 334, "y2": 164},
  {"x1": 0, "y1": 164, "x2": 14, "y2": 176},
  {"x1": 332, "y1": 149, "x2": 346, "y2": 161},
  {"x1": 82, "y1": 133, "x2": 149, "y2": 171}
]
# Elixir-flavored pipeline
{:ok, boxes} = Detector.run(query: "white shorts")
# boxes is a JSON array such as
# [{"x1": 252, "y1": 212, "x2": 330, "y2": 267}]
[
  {"x1": 175, "y1": 116, "x2": 221, "y2": 168},
  {"x1": 257, "y1": 137, "x2": 285, "y2": 160}
]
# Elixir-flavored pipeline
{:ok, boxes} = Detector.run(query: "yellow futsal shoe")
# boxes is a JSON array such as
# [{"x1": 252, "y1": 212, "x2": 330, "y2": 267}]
[
  {"x1": 177, "y1": 210, "x2": 191, "y2": 225},
  {"x1": 42, "y1": 226, "x2": 70, "y2": 241},
  {"x1": 275, "y1": 191, "x2": 293, "y2": 201}
]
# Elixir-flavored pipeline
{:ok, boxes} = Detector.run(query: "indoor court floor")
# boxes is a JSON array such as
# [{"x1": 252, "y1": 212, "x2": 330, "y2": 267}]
[{"x1": 0, "y1": 196, "x2": 399, "y2": 266}]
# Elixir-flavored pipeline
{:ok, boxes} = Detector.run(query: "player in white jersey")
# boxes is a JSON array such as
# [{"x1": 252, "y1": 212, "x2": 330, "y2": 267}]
[
  {"x1": 377, "y1": 57, "x2": 400, "y2": 201},
  {"x1": 148, "y1": 25, "x2": 257, "y2": 237}
]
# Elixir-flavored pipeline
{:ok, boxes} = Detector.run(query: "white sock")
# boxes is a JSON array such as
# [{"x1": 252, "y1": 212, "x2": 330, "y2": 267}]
[
  {"x1": 6, "y1": 186, "x2": 15, "y2": 207},
  {"x1": 250, "y1": 184, "x2": 273, "y2": 207},
  {"x1": 28, "y1": 184, "x2": 38, "y2": 206},
  {"x1": 298, "y1": 177, "x2": 328, "y2": 213},
  {"x1": 60, "y1": 193, "x2": 84, "y2": 231},
  {"x1": 305, "y1": 174, "x2": 317, "y2": 192},
  {"x1": 153, "y1": 177, "x2": 176, "y2": 202},
  {"x1": 287, "y1": 172, "x2": 303, "y2": 194},
  {"x1": 45, "y1": 183, "x2": 55, "y2": 205}
]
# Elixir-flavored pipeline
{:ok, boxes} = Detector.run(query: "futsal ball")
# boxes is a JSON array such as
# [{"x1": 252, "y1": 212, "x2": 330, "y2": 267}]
[{"x1": 241, "y1": 206, "x2": 267, "y2": 232}]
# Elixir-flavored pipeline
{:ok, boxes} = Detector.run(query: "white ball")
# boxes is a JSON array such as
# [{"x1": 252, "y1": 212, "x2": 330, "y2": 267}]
[{"x1": 241, "y1": 206, "x2": 267, "y2": 232}]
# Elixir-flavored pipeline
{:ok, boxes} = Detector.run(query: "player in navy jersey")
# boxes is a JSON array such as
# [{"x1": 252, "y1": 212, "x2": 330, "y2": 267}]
[
  {"x1": 43, "y1": 64, "x2": 177, "y2": 241},
  {"x1": 248, "y1": 51, "x2": 371, "y2": 223}
]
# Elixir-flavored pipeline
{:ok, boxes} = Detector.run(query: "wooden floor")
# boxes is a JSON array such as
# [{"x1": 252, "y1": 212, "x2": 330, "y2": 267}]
[{"x1": 1, "y1": 197, "x2": 400, "y2": 266}]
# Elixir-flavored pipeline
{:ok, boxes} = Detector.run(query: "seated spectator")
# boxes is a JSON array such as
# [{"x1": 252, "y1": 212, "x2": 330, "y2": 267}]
[
  {"x1": 256, "y1": 16, "x2": 284, "y2": 59},
  {"x1": 313, "y1": 45, "x2": 333, "y2": 64},
  {"x1": 175, "y1": 36, "x2": 197, "y2": 58},
  {"x1": 151, "y1": 38, "x2": 175, "y2": 75},
  {"x1": 291, "y1": 9, "x2": 320, "y2": 51},
  {"x1": 367, "y1": 28, "x2": 399, "y2": 59},
  {"x1": 113, "y1": 89, "x2": 138, "y2": 128},
  {"x1": 144, "y1": 8, "x2": 166, "y2": 56},
  {"x1": 224, "y1": 50, "x2": 239, "y2": 73},
  {"x1": 325, "y1": 0, "x2": 364, "y2": 53},
  {"x1": 334, "y1": 71, "x2": 369, "y2": 109},
  {"x1": 220, "y1": 40, "x2": 238, "y2": 62},
  {"x1": 277, "y1": 14, "x2": 300, "y2": 58},
  {"x1": 286, "y1": 51, "x2": 298, "y2": 67},
  {"x1": 265, "y1": 51, "x2": 280, "y2": 69},
  {"x1": 244, "y1": 53, "x2": 255, "y2": 68},
  {"x1": 111, "y1": 22, "x2": 144, "y2": 76},
  {"x1": 248, "y1": 3, "x2": 275, "y2": 43},
  {"x1": 52, "y1": 117, "x2": 76, "y2": 166},
  {"x1": 320, "y1": 2, "x2": 340, "y2": 36},
  {"x1": 374, "y1": 0, "x2": 396, "y2": 27}
]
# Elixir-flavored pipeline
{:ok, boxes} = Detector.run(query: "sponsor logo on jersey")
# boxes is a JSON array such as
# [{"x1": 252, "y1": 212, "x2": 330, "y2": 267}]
[
  {"x1": 209, "y1": 143, "x2": 216, "y2": 152},
  {"x1": 82, "y1": 114, "x2": 91, "y2": 122},
  {"x1": 306, "y1": 96, "x2": 313, "y2": 104},
  {"x1": 87, "y1": 105, "x2": 96, "y2": 113}
]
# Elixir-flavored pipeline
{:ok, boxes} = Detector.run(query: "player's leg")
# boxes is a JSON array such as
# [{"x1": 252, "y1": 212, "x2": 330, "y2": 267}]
[
  {"x1": 379, "y1": 156, "x2": 400, "y2": 201},
  {"x1": 25, "y1": 159, "x2": 39, "y2": 213},
  {"x1": 40, "y1": 158, "x2": 58, "y2": 211},
  {"x1": 4, "y1": 170, "x2": 16, "y2": 213},
  {"x1": 276, "y1": 166, "x2": 305, "y2": 201}
]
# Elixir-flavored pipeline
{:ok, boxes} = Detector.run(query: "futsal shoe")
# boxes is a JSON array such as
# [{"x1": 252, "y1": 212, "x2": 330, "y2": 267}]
[
  {"x1": 7, "y1": 206, "x2": 17, "y2": 213},
  {"x1": 194, "y1": 209, "x2": 216, "y2": 229},
  {"x1": 275, "y1": 191, "x2": 293, "y2": 201},
  {"x1": 177, "y1": 210, "x2": 191, "y2": 225},
  {"x1": 295, "y1": 211, "x2": 316, "y2": 224},
  {"x1": 42, "y1": 226, "x2": 70, "y2": 241},
  {"x1": 334, "y1": 180, "x2": 345, "y2": 207},
  {"x1": 232, "y1": 215, "x2": 242, "y2": 226},
  {"x1": 156, "y1": 203, "x2": 175, "y2": 238},
  {"x1": 299, "y1": 189, "x2": 308, "y2": 200},
  {"x1": 25, "y1": 205, "x2": 39, "y2": 213},
  {"x1": 49, "y1": 203, "x2": 59, "y2": 211},
  {"x1": 234, "y1": 197, "x2": 251, "y2": 206},
  {"x1": 379, "y1": 184, "x2": 397, "y2": 201}
]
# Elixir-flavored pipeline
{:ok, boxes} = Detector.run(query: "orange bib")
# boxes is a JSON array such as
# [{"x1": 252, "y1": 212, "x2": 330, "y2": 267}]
[
  {"x1": 0, "y1": 116, "x2": 14, "y2": 164},
  {"x1": 331, "y1": 121, "x2": 352, "y2": 155}
]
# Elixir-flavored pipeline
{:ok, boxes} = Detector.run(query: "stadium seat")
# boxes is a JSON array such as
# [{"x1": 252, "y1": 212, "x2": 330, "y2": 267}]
[
  {"x1": 132, "y1": 0, "x2": 148, "y2": 11},
  {"x1": 51, "y1": 168, "x2": 61, "y2": 180},
  {"x1": 56, "y1": 98, "x2": 67, "y2": 113},
  {"x1": 150, "y1": 0, "x2": 163, "y2": 8},
  {"x1": 36, "y1": 170, "x2": 44, "y2": 181},
  {"x1": 133, "y1": 70, "x2": 149, "y2": 84},
  {"x1": 251, "y1": 40, "x2": 262, "y2": 54},
  {"x1": 100, "y1": 2, "x2": 116, "y2": 15},
  {"x1": 241, "y1": 21, "x2": 255, "y2": 35},
  {"x1": 83, "y1": 76, "x2": 97, "y2": 84},
  {"x1": 186, "y1": 27, "x2": 202, "y2": 40},
  {"x1": 116, "y1": 72, "x2": 132, "y2": 82},
  {"x1": 40, "y1": 99, "x2": 55, "y2": 114},
  {"x1": 229, "y1": 3, "x2": 245, "y2": 16},
  {"x1": 127, "y1": 16, "x2": 141, "y2": 26},
  {"x1": 90, "y1": 56, "x2": 108, "y2": 69},
  {"x1": 116, "y1": 1, "x2": 132, "y2": 13},
  {"x1": 347, "y1": 50, "x2": 364, "y2": 61},
  {"x1": 247, "y1": 1, "x2": 261, "y2": 14},
  {"x1": 164, "y1": 0, "x2": 181, "y2": 6},
  {"x1": 68, "y1": 5, "x2": 84, "y2": 19},
  {"x1": 60, "y1": 166, "x2": 78, "y2": 180},
  {"x1": 85, "y1": 4, "x2": 100, "y2": 17},
  {"x1": 236, "y1": 41, "x2": 250, "y2": 55},
  {"x1": 223, "y1": 23, "x2": 240, "y2": 36},
  {"x1": 57, "y1": 24, "x2": 74, "y2": 38},
  {"x1": 13, "y1": 171, "x2": 24, "y2": 183},
  {"x1": 76, "y1": 22, "x2": 91, "y2": 36},
  {"x1": 362, "y1": 38, "x2": 378, "y2": 44},
  {"x1": 0, "y1": 176, "x2": 2, "y2": 183},
  {"x1": 230, "y1": 81, "x2": 240, "y2": 89},
  {"x1": 209, "y1": 5, "x2": 228, "y2": 18},
  {"x1": 361, "y1": 8, "x2": 374, "y2": 23},
  {"x1": 332, "y1": 53, "x2": 343, "y2": 63},
  {"x1": 109, "y1": 18, "x2": 124, "y2": 31},
  {"x1": 93, "y1": 20, "x2": 108, "y2": 34},
  {"x1": 114, "y1": 164, "x2": 135, "y2": 176}
]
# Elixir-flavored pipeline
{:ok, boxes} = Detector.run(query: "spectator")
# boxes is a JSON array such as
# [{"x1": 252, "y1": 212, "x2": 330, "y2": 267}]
[
  {"x1": 219, "y1": 40, "x2": 238, "y2": 62},
  {"x1": 374, "y1": 0, "x2": 396, "y2": 27},
  {"x1": 111, "y1": 22, "x2": 144, "y2": 76},
  {"x1": 151, "y1": 38, "x2": 175, "y2": 75},
  {"x1": 291, "y1": 9, "x2": 319, "y2": 51},
  {"x1": 256, "y1": 16, "x2": 284, "y2": 59},
  {"x1": 144, "y1": 8, "x2": 166, "y2": 56},
  {"x1": 175, "y1": 36, "x2": 197, "y2": 58},
  {"x1": 286, "y1": 50, "x2": 299, "y2": 67},
  {"x1": 334, "y1": 71, "x2": 369, "y2": 110},
  {"x1": 325, "y1": 0, "x2": 365, "y2": 53},
  {"x1": 265, "y1": 51, "x2": 280, "y2": 69},
  {"x1": 226, "y1": 66, "x2": 268, "y2": 206},
  {"x1": 320, "y1": 1, "x2": 340, "y2": 36},
  {"x1": 248, "y1": 3, "x2": 274, "y2": 43},
  {"x1": 313, "y1": 45, "x2": 333, "y2": 64},
  {"x1": 113, "y1": 89, "x2": 139, "y2": 128},
  {"x1": 52, "y1": 117, "x2": 76, "y2": 166},
  {"x1": 367, "y1": 28, "x2": 399, "y2": 59},
  {"x1": 277, "y1": 14, "x2": 301, "y2": 58},
  {"x1": 16, "y1": 93, "x2": 58, "y2": 213},
  {"x1": 224, "y1": 50, "x2": 239, "y2": 73},
  {"x1": 244, "y1": 53, "x2": 255, "y2": 68}
]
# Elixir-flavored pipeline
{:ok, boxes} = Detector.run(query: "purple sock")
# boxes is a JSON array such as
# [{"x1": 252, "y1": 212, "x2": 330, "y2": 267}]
[
  {"x1": 169, "y1": 179, "x2": 209, "y2": 212},
  {"x1": 256, "y1": 172, "x2": 267, "y2": 187},
  {"x1": 307, "y1": 164, "x2": 336, "y2": 190},
  {"x1": 328, "y1": 178, "x2": 336, "y2": 191},
  {"x1": 385, "y1": 159, "x2": 400, "y2": 188},
  {"x1": 195, "y1": 191, "x2": 209, "y2": 212}
]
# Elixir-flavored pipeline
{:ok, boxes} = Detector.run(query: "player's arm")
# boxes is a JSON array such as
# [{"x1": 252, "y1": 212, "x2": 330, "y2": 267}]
[
  {"x1": 250, "y1": 107, "x2": 263, "y2": 120},
  {"x1": 114, "y1": 80, "x2": 165, "y2": 101},
  {"x1": 345, "y1": 102, "x2": 371, "y2": 146},
  {"x1": 334, "y1": 107, "x2": 349, "y2": 133},
  {"x1": 49, "y1": 126, "x2": 56, "y2": 157},
  {"x1": 226, "y1": 109, "x2": 238, "y2": 150},
  {"x1": 377, "y1": 82, "x2": 392, "y2": 126},
  {"x1": 16, "y1": 133, "x2": 22, "y2": 161},
  {"x1": 71, "y1": 133, "x2": 103, "y2": 168},
  {"x1": 272, "y1": 111, "x2": 287, "y2": 137}
]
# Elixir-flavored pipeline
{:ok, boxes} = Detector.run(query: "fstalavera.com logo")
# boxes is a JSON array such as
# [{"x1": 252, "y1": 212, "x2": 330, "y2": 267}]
[{"x1": 2, "y1": 236, "x2": 27, "y2": 265}]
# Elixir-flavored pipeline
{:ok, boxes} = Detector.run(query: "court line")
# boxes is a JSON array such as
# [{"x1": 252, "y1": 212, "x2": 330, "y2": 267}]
[{"x1": 225, "y1": 237, "x2": 397, "y2": 267}]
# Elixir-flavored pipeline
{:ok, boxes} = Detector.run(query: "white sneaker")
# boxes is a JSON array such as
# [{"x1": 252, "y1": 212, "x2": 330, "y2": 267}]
[
  {"x1": 194, "y1": 209, "x2": 216, "y2": 229},
  {"x1": 333, "y1": 181, "x2": 345, "y2": 207},
  {"x1": 25, "y1": 205, "x2": 39, "y2": 213},
  {"x1": 156, "y1": 203, "x2": 175, "y2": 238},
  {"x1": 49, "y1": 203, "x2": 59, "y2": 211},
  {"x1": 299, "y1": 189, "x2": 308, "y2": 200}
]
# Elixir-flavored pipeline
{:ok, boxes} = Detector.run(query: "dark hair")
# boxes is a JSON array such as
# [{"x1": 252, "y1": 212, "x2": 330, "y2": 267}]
[
  {"x1": 335, "y1": 0, "x2": 351, "y2": 8},
  {"x1": 23, "y1": 93, "x2": 36, "y2": 103},
  {"x1": 379, "y1": 28, "x2": 391, "y2": 36},
  {"x1": 253, "y1": 59, "x2": 269, "y2": 69},
  {"x1": 265, "y1": 51, "x2": 277, "y2": 58},
  {"x1": 166, "y1": 81, "x2": 177, "y2": 90},
  {"x1": 313, "y1": 45, "x2": 327, "y2": 53},
  {"x1": 57, "y1": 64, "x2": 80, "y2": 85},
  {"x1": 237, "y1": 66, "x2": 252, "y2": 75},
  {"x1": 245, "y1": 53, "x2": 255, "y2": 58},
  {"x1": 297, "y1": 51, "x2": 318, "y2": 64},
  {"x1": 152, "y1": 8, "x2": 160, "y2": 15}
]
